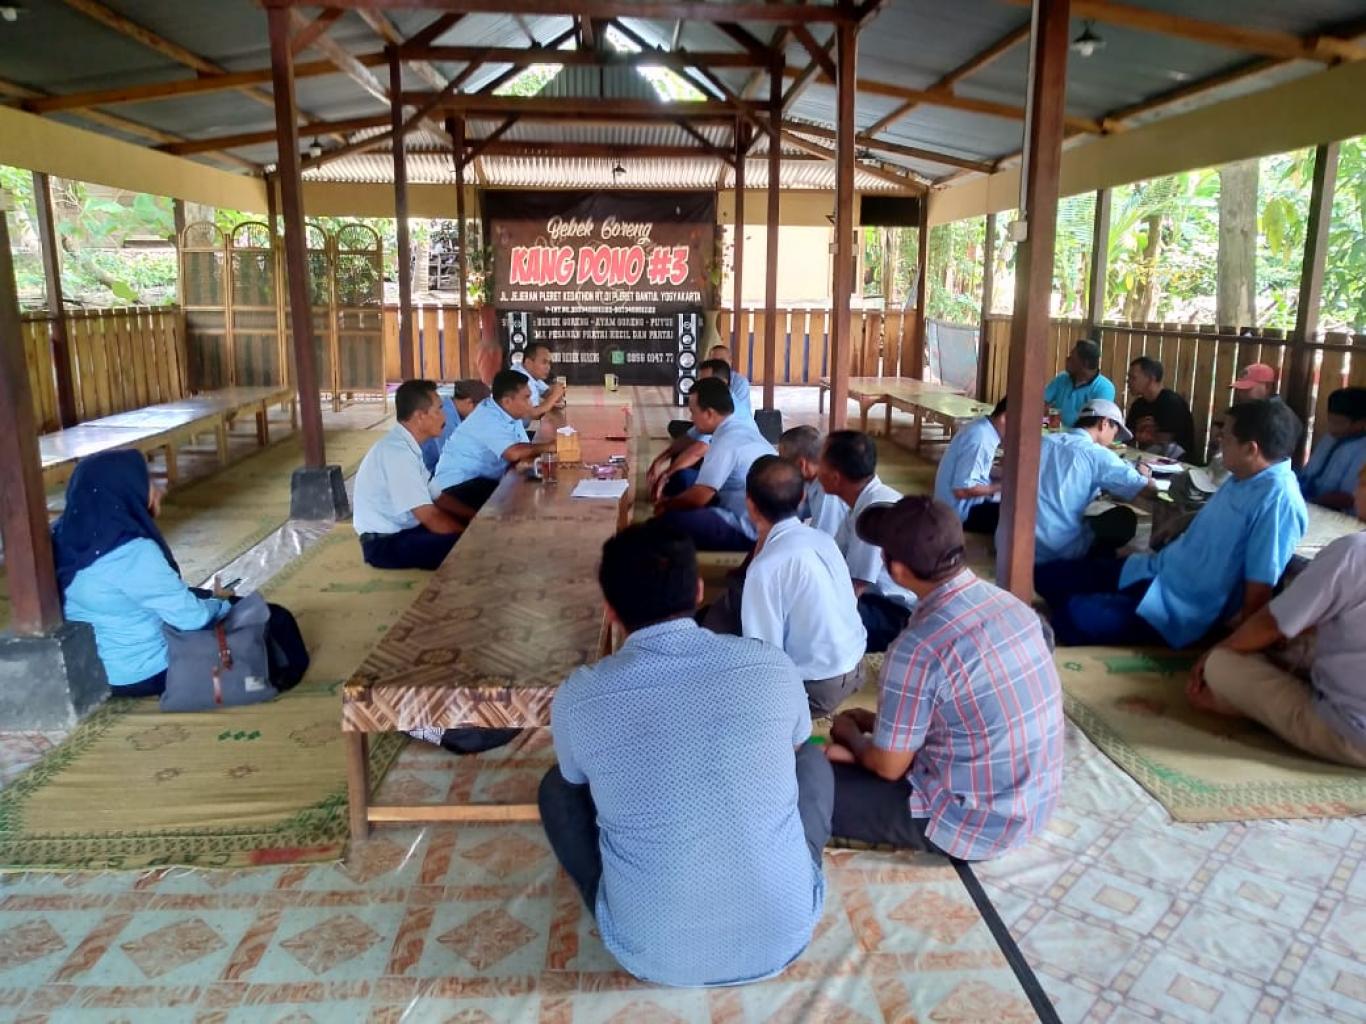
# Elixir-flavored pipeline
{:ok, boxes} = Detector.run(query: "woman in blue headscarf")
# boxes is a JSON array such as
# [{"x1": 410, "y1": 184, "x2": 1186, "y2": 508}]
[{"x1": 53, "y1": 450, "x2": 231, "y2": 698}]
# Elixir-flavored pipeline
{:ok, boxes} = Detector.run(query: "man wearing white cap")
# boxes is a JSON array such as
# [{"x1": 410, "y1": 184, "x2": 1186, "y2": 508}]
[{"x1": 997, "y1": 398, "x2": 1159, "y2": 586}]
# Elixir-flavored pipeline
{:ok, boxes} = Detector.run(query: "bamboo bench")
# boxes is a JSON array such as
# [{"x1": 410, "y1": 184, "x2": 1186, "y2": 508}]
[{"x1": 40, "y1": 385, "x2": 297, "y2": 489}]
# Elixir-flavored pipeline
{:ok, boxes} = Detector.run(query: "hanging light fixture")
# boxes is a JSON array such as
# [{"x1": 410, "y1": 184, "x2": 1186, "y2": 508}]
[
  {"x1": 307, "y1": 138, "x2": 323, "y2": 159},
  {"x1": 611, "y1": 161, "x2": 626, "y2": 181},
  {"x1": 1070, "y1": 21, "x2": 1106, "y2": 58},
  {"x1": 0, "y1": 4, "x2": 26, "y2": 23}
]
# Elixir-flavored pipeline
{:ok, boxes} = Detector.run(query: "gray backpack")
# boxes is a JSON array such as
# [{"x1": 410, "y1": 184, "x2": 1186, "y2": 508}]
[{"x1": 160, "y1": 592, "x2": 279, "y2": 712}]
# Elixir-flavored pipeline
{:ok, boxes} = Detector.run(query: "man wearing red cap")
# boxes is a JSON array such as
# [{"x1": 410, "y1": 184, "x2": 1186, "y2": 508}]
[
  {"x1": 825, "y1": 496, "x2": 1063, "y2": 860},
  {"x1": 1231, "y1": 362, "x2": 1279, "y2": 402}
]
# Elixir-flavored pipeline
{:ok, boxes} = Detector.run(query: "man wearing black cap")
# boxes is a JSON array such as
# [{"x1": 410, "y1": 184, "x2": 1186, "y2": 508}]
[{"x1": 826, "y1": 497, "x2": 1064, "y2": 860}]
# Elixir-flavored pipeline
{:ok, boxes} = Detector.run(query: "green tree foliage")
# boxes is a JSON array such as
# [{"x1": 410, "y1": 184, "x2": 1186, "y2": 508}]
[{"x1": 915, "y1": 135, "x2": 1366, "y2": 333}]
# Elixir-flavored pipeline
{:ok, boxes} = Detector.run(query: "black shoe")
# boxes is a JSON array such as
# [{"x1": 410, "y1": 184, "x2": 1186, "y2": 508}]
[{"x1": 439, "y1": 727, "x2": 522, "y2": 755}]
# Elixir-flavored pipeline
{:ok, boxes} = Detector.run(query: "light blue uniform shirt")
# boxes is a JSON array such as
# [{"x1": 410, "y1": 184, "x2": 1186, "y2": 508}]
[
  {"x1": 354, "y1": 424, "x2": 441, "y2": 536},
  {"x1": 934, "y1": 415, "x2": 1001, "y2": 520},
  {"x1": 512, "y1": 363, "x2": 549, "y2": 406},
  {"x1": 687, "y1": 372, "x2": 754, "y2": 444},
  {"x1": 1299, "y1": 433, "x2": 1366, "y2": 516},
  {"x1": 695, "y1": 414, "x2": 776, "y2": 540},
  {"x1": 1044, "y1": 371, "x2": 1116, "y2": 427},
  {"x1": 420, "y1": 395, "x2": 461, "y2": 474},
  {"x1": 1011, "y1": 429, "x2": 1150, "y2": 565},
  {"x1": 550, "y1": 618, "x2": 823, "y2": 987},
  {"x1": 742, "y1": 517, "x2": 866, "y2": 680},
  {"x1": 1120, "y1": 459, "x2": 1308, "y2": 647},
  {"x1": 835, "y1": 475, "x2": 918, "y2": 610},
  {"x1": 432, "y1": 396, "x2": 529, "y2": 491},
  {"x1": 803, "y1": 477, "x2": 847, "y2": 537},
  {"x1": 63, "y1": 537, "x2": 228, "y2": 686}
]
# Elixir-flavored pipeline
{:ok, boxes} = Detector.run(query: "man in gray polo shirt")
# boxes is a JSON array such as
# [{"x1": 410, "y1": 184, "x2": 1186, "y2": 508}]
[{"x1": 1191, "y1": 522, "x2": 1366, "y2": 767}]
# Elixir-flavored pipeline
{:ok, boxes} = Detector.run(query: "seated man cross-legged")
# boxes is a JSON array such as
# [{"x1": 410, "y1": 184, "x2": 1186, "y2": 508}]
[
  {"x1": 354, "y1": 378, "x2": 472, "y2": 572},
  {"x1": 654, "y1": 376, "x2": 775, "y2": 552},
  {"x1": 649, "y1": 357, "x2": 755, "y2": 501},
  {"x1": 539, "y1": 521, "x2": 832, "y2": 987},
  {"x1": 1297, "y1": 386, "x2": 1366, "y2": 516},
  {"x1": 432, "y1": 370, "x2": 558, "y2": 512},
  {"x1": 420, "y1": 378, "x2": 490, "y2": 473},
  {"x1": 778, "y1": 424, "x2": 847, "y2": 537},
  {"x1": 740, "y1": 456, "x2": 867, "y2": 717},
  {"x1": 826, "y1": 496, "x2": 1064, "y2": 859},
  {"x1": 1191, "y1": 524, "x2": 1366, "y2": 769},
  {"x1": 816, "y1": 430, "x2": 918, "y2": 652},
  {"x1": 1002, "y1": 398, "x2": 1157, "y2": 584},
  {"x1": 511, "y1": 341, "x2": 567, "y2": 425},
  {"x1": 1036, "y1": 400, "x2": 1308, "y2": 648},
  {"x1": 934, "y1": 396, "x2": 1007, "y2": 535}
]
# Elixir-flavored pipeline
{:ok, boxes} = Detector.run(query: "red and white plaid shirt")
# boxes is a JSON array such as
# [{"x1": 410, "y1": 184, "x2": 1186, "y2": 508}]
[{"x1": 875, "y1": 569, "x2": 1064, "y2": 860}]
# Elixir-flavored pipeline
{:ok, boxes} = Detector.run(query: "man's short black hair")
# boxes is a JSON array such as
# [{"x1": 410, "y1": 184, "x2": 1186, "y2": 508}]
[
  {"x1": 599, "y1": 521, "x2": 698, "y2": 631},
  {"x1": 691, "y1": 376, "x2": 735, "y2": 415},
  {"x1": 395, "y1": 378, "x2": 438, "y2": 422},
  {"x1": 821, "y1": 430, "x2": 877, "y2": 481},
  {"x1": 1326, "y1": 386, "x2": 1366, "y2": 421},
  {"x1": 991, "y1": 396, "x2": 1008, "y2": 418},
  {"x1": 698, "y1": 358, "x2": 732, "y2": 385},
  {"x1": 1224, "y1": 399, "x2": 1301, "y2": 462},
  {"x1": 746, "y1": 455, "x2": 804, "y2": 523},
  {"x1": 1074, "y1": 339, "x2": 1101, "y2": 370},
  {"x1": 492, "y1": 369, "x2": 530, "y2": 403},
  {"x1": 451, "y1": 379, "x2": 490, "y2": 404},
  {"x1": 778, "y1": 424, "x2": 822, "y2": 463},
  {"x1": 1130, "y1": 356, "x2": 1164, "y2": 383},
  {"x1": 524, "y1": 341, "x2": 552, "y2": 361}
]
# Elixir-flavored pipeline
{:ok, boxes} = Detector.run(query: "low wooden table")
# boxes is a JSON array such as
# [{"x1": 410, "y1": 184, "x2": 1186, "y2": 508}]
[
  {"x1": 39, "y1": 385, "x2": 296, "y2": 489},
  {"x1": 341, "y1": 393, "x2": 634, "y2": 839},
  {"x1": 816, "y1": 376, "x2": 963, "y2": 435},
  {"x1": 884, "y1": 388, "x2": 993, "y2": 453}
]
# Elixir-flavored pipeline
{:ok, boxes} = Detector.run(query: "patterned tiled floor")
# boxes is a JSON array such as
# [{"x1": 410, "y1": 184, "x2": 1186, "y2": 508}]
[{"x1": 3, "y1": 388, "x2": 1364, "y2": 1022}]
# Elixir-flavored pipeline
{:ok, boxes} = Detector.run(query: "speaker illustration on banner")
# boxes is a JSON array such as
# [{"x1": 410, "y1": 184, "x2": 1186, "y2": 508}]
[
  {"x1": 675, "y1": 311, "x2": 701, "y2": 406},
  {"x1": 504, "y1": 310, "x2": 532, "y2": 365}
]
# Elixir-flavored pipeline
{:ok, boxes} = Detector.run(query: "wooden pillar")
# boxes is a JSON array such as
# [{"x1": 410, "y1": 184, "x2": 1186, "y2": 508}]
[
  {"x1": 1086, "y1": 187, "x2": 1111, "y2": 336},
  {"x1": 829, "y1": 17, "x2": 857, "y2": 431},
  {"x1": 976, "y1": 211, "x2": 997, "y2": 401},
  {"x1": 1286, "y1": 141, "x2": 1339, "y2": 457},
  {"x1": 264, "y1": 174, "x2": 279, "y2": 240},
  {"x1": 908, "y1": 197, "x2": 929, "y2": 379},
  {"x1": 32, "y1": 172, "x2": 77, "y2": 429},
  {"x1": 731, "y1": 119, "x2": 746, "y2": 354},
  {"x1": 0, "y1": 197, "x2": 63, "y2": 633},
  {"x1": 762, "y1": 67, "x2": 781, "y2": 410},
  {"x1": 448, "y1": 116, "x2": 471, "y2": 379},
  {"x1": 267, "y1": 4, "x2": 325, "y2": 469},
  {"x1": 390, "y1": 48, "x2": 415, "y2": 379},
  {"x1": 998, "y1": 0, "x2": 1071, "y2": 600}
]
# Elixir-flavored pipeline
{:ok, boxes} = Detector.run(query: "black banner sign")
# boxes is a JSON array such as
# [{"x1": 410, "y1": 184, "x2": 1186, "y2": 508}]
[{"x1": 484, "y1": 191, "x2": 715, "y2": 389}]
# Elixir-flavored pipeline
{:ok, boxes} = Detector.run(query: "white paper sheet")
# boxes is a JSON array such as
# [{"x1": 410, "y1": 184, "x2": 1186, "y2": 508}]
[{"x1": 571, "y1": 479, "x2": 629, "y2": 500}]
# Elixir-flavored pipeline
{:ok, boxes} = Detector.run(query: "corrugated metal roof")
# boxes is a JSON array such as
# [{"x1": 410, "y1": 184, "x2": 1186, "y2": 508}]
[
  {"x1": 303, "y1": 151, "x2": 906, "y2": 193},
  {"x1": 4, "y1": 0, "x2": 1365, "y2": 187}
]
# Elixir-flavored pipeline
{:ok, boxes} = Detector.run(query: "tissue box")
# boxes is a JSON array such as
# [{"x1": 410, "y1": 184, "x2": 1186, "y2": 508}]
[{"x1": 555, "y1": 426, "x2": 582, "y2": 464}]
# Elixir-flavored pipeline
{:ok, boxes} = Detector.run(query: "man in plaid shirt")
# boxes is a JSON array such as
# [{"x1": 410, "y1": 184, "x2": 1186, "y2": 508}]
[{"x1": 827, "y1": 496, "x2": 1064, "y2": 860}]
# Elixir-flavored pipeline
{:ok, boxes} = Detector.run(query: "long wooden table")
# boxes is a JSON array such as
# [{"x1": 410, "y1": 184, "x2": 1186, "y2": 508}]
[
  {"x1": 341, "y1": 392, "x2": 635, "y2": 839},
  {"x1": 40, "y1": 385, "x2": 296, "y2": 489},
  {"x1": 816, "y1": 376, "x2": 968, "y2": 445}
]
